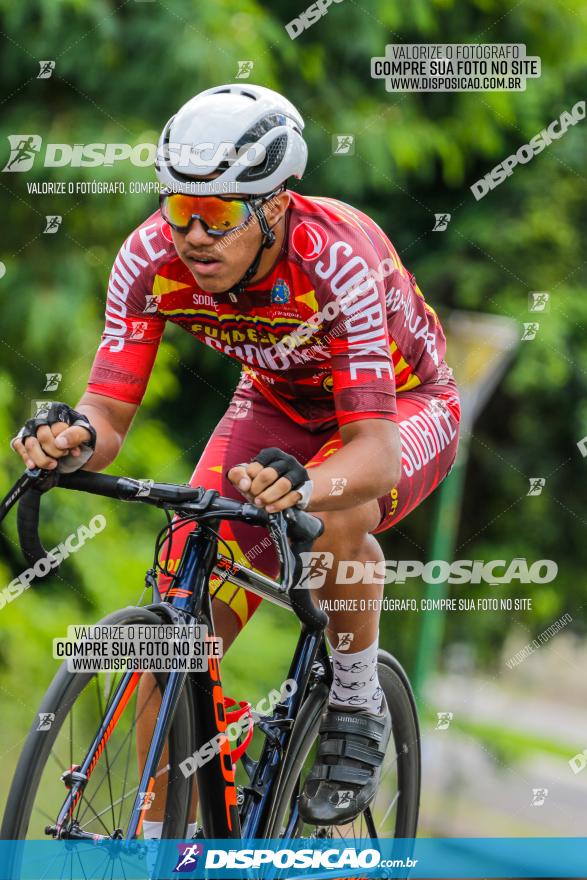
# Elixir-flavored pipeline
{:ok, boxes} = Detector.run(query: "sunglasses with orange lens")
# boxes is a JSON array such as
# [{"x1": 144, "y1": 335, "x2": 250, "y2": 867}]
[{"x1": 160, "y1": 193, "x2": 253, "y2": 236}]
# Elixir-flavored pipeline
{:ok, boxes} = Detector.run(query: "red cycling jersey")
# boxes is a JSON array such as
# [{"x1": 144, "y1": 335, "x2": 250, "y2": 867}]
[{"x1": 88, "y1": 192, "x2": 447, "y2": 431}]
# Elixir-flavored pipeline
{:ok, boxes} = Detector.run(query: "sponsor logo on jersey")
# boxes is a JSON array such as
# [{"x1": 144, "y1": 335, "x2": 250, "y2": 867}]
[
  {"x1": 291, "y1": 221, "x2": 328, "y2": 261},
  {"x1": 270, "y1": 278, "x2": 290, "y2": 304},
  {"x1": 399, "y1": 400, "x2": 457, "y2": 477},
  {"x1": 386, "y1": 285, "x2": 439, "y2": 366},
  {"x1": 161, "y1": 221, "x2": 174, "y2": 243},
  {"x1": 322, "y1": 374, "x2": 334, "y2": 392},
  {"x1": 315, "y1": 240, "x2": 393, "y2": 382}
]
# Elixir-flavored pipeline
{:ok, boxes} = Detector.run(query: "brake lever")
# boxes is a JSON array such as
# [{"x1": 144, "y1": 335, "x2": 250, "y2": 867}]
[
  {"x1": 267, "y1": 511, "x2": 297, "y2": 591},
  {"x1": 0, "y1": 467, "x2": 56, "y2": 523}
]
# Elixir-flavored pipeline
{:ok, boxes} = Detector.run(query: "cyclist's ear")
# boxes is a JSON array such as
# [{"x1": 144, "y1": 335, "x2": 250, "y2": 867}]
[{"x1": 264, "y1": 190, "x2": 290, "y2": 225}]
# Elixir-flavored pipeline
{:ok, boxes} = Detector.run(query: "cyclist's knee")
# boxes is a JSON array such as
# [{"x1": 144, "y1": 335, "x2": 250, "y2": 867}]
[{"x1": 312, "y1": 502, "x2": 381, "y2": 554}]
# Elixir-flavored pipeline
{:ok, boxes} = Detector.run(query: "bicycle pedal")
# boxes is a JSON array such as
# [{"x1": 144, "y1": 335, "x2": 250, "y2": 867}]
[
  {"x1": 255, "y1": 719, "x2": 291, "y2": 749},
  {"x1": 255, "y1": 716, "x2": 293, "y2": 730}
]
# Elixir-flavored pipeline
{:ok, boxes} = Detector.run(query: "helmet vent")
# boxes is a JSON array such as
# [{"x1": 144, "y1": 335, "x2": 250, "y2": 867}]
[
  {"x1": 235, "y1": 114, "x2": 287, "y2": 149},
  {"x1": 236, "y1": 133, "x2": 287, "y2": 183}
]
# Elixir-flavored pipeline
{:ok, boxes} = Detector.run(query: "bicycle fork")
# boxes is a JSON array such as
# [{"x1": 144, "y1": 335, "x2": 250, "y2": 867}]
[{"x1": 50, "y1": 670, "x2": 143, "y2": 839}]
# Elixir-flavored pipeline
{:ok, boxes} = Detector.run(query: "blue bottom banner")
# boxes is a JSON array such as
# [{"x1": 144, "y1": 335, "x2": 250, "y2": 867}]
[{"x1": 0, "y1": 837, "x2": 586, "y2": 879}]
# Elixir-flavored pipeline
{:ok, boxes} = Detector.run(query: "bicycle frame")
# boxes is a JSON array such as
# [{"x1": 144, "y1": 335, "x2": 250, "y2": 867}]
[{"x1": 54, "y1": 516, "x2": 331, "y2": 841}]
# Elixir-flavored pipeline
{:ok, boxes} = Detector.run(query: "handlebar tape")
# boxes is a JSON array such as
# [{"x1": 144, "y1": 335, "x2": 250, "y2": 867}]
[{"x1": 17, "y1": 489, "x2": 48, "y2": 569}]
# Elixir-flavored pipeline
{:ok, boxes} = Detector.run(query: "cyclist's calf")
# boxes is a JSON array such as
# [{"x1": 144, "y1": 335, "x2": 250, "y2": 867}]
[{"x1": 307, "y1": 501, "x2": 385, "y2": 651}]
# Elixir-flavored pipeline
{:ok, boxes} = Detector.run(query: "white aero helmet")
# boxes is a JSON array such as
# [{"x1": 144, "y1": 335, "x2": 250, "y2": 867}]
[{"x1": 156, "y1": 84, "x2": 307, "y2": 195}]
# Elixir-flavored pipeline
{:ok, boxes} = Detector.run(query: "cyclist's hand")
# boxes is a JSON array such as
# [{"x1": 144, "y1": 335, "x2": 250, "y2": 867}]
[
  {"x1": 228, "y1": 448, "x2": 310, "y2": 513},
  {"x1": 227, "y1": 461, "x2": 261, "y2": 505},
  {"x1": 10, "y1": 402, "x2": 97, "y2": 473}
]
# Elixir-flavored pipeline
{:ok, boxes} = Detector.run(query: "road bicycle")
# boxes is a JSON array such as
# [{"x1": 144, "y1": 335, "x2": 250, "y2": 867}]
[{"x1": 0, "y1": 466, "x2": 421, "y2": 874}]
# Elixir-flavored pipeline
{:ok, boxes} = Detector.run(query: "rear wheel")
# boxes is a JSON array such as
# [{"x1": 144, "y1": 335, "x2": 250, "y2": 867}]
[
  {"x1": 264, "y1": 650, "x2": 421, "y2": 845},
  {"x1": 1, "y1": 607, "x2": 193, "y2": 842}
]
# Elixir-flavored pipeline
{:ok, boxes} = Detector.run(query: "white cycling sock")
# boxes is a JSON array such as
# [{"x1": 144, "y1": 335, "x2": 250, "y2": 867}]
[
  {"x1": 143, "y1": 820, "x2": 197, "y2": 839},
  {"x1": 327, "y1": 638, "x2": 384, "y2": 715}
]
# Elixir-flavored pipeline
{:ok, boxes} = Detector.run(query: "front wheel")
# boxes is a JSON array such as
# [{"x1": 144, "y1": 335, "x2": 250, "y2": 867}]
[
  {"x1": 1, "y1": 606, "x2": 193, "y2": 842},
  {"x1": 263, "y1": 649, "x2": 421, "y2": 841}
]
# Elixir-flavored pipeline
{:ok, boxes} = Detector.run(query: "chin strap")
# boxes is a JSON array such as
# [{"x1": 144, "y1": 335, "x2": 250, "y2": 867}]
[{"x1": 230, "y1": 203, "x2": 277, "y2": 297}]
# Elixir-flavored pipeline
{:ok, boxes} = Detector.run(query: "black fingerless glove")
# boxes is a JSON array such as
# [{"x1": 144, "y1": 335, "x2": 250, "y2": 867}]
[
  {"x1": 252, "y1": 447, "x2": 309, "y2": 488},
  {"x1": 20, "y1": 402, "x2": 97, "y2": 474}
]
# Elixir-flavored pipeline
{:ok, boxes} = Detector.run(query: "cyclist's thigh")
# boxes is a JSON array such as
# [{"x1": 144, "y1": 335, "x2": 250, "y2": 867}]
[
  {"x1": 374, "y1": 377, "x2": 461, "y2": 533},
  {"x1": 158, "y1": 379, "x2": 332, "y2": 630},
  {"x1": 304, "y1": 378, "x2": 461, "y2": 535}
]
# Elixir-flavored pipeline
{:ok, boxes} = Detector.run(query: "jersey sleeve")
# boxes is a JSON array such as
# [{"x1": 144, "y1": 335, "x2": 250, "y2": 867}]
[
  {"x1": 87, "y1": 233, "x2": 166, "y2": 405},
  {"x1": 324, "y1": 264, "x2": 397, "y2": 428}
]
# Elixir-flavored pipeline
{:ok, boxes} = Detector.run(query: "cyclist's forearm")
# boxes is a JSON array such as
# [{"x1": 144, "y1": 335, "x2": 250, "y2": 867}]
[{"x1": 306, "y1": 430, "x2": 401, "y2": 512}]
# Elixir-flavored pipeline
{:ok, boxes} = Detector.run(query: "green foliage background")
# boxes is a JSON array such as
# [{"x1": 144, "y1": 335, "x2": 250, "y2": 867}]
[{"x1": 0, "y1": 0, "x2": 586, "y2": 812}]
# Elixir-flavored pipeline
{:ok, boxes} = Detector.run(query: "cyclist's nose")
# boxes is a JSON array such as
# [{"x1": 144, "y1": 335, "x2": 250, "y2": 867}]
[{"x1": 184, "y1": 218, "x2": 215, "y2": 247}]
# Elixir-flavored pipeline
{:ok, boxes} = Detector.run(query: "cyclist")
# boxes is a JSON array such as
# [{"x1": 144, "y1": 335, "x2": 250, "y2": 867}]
[{"x1": 11, "y1": 84, "x2": 460, "y2": 827}]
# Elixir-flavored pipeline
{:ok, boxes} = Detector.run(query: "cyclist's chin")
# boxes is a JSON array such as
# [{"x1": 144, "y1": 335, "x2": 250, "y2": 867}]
[{"x1": 189, "y1": 263, "x2": 240, "y2": 293}]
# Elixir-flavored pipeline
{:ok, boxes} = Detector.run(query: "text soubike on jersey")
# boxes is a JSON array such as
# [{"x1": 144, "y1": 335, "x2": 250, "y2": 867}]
[{"x1": 88, "y1": 192, "x2": 447, "y2": 431}]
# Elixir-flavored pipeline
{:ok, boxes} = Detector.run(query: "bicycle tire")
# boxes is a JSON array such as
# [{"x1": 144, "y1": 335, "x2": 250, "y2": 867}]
[
  {"x1": 1, "y1": 606, "x2": 193, "y2": 841},
  {"x1": 263, "y1": 649, "x2": 421, "y2": 840}
]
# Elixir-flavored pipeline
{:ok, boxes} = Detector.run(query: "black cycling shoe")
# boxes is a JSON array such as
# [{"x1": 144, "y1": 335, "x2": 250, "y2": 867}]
[{"x1": 298, "y1": 697, "x2": 391, "y2": 825}]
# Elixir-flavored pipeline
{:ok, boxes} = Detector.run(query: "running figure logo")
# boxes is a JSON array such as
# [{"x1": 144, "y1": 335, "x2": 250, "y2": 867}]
[
  {"x1": 332, "y1": 135, "x2": 355, "y2": 155},
  {"x1": 531, "y1": 788, "x2": 548, "y2": 806},
  {"x1": 138, "y1": 791, "x2": 155, "y2": 811},
  {"x1": 44, "y1": 216, "x2": 62, "y2": 234},
  {"x1": 44, "y1": 373, "x2": 62, "y2": 391},
  {"x1": 528, "y1": 292, "x2": 550, "y2": 312},
  {"x1": 37, "y1": 60, "x2": 55, "y2": 79},
  {"x1": 527, "y1": 477, "x2": 546, "y2": 496},
  {"x1": 130, "y1": 321, "x2": 149, "y2": 340},
  {"x1": 174, "y1": 843, "x2": 204, "y2": 873},
  {"x1": 433, "y1": 213, "x2": 451, "y2": 231},
  {"x1": 296, "y1": 551, "x2": 334, "y2": 589},
  {"x1": 329, "y1": 477, "x2": 347, "y2": 496},
  {"x1": 435, "y1": 712, "x2": 453, "y2": 730},
  {"x1": 36, "y1": 713, "x2": 55, "y2": 731},
  {"x1": 521, "y1": 322, "x2": 539, "y2": 341},
  {"x1": 236, "y1": 61, "x2": 254, "y2": 79},
  {"x1": 335, "y1": 632, "x2": 354, "y2": 651},
  {"x1": 332, "y1": 790, "x2": 354, "y2": 809},
  {"x1": 3, "y1": 135, "x2": 42, "y2": 172},
  {"x1": 232, "y1": 399, "x2": 252, "y2": 420},
  {"x1": 143, "y1": 295, "x2": 161, "y2": 314},
  {"x1": 32, "y1": 400, "x2": 54, "y2": 417}
]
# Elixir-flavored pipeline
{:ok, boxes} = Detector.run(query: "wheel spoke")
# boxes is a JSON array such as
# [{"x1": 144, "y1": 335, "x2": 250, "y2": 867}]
[
  {"x1": 76, "y1": 795, "x2": 113, "y2": 837},
  {"x1": 34, "y1": 803, "x2": 65, "y2": 826},
  {"x1": 74, "y1": 845, "x2": 89, "y2": 880},
  {"x1": 377, "y1": 786, "x2": 400, "y2": 831},
  {"x1": 49, "y1": 748, "x2": 68, "y2": 774}
]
